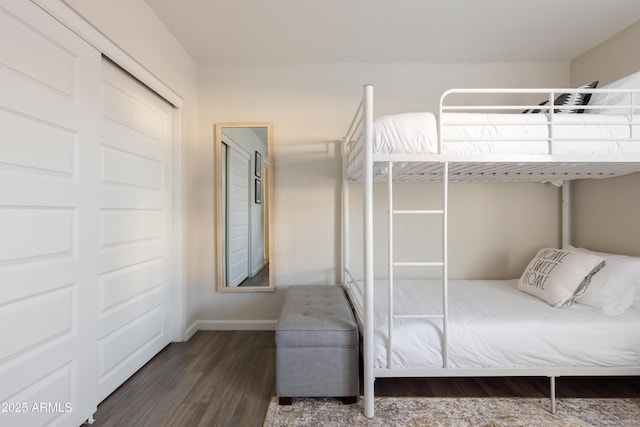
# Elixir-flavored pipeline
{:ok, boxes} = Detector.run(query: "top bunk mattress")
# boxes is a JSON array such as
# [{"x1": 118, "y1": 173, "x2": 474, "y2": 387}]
[
  {"x1": 372, "y1": 279, "x2": 640, "y2": 370},
  {"x1": 372, "y1": 112, "x2": 640, "y2": 156},
  {"x1": 344, "y1": 112, "x2": 640, "y2": 182}
]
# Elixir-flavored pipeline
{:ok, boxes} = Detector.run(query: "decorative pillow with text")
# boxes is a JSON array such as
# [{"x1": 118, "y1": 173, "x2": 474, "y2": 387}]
[{"x1": 518, "y1": 248, "x2": 606, "y2": 308}]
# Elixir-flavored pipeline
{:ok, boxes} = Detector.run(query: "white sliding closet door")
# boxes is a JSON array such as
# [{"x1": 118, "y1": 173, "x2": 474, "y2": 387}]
[
  {"x1": 0, "y1": 1, "x2": 100, "y2": 426},
  {"x1": 97, "y1": 59, "x2": 174, "y2": 401},
  {"x1": 226, "y1": 146, "x2": 250, "y2": 287},
  {"x1": 0, "y1": 2, "x2": 176, "y2": 424}
]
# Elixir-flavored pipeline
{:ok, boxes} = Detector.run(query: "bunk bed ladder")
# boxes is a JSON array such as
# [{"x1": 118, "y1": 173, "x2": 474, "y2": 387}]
[{"x1": 386, "y1": 161, "x2": 449, "y2": 369}]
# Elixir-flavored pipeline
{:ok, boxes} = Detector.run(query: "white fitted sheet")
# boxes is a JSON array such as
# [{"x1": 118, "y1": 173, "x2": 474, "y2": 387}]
[
  {"x1": 373, "y1": 279, "x2": 640, "y2": 369},
  {"x1": 371, "y1": 112, "x2": 640, "y2": 155}
]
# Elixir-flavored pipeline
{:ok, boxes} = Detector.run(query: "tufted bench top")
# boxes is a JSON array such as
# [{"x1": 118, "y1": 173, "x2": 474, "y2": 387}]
[{"x1": 276, "y1": 285, "x2": 358, "y2": 348}]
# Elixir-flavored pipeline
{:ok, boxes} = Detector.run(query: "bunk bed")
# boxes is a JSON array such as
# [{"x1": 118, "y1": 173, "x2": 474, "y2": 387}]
[{"x1": 341, "y1": 75, "x2": 640, "y2": 418}]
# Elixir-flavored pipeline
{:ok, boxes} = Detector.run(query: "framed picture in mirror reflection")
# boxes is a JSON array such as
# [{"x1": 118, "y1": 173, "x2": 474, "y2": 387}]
[
  {"x1": 255, "y1": 151, "x2": 262, "y2": 177},
  {"x1": 255, "y1": 178, "x2": 261, "y2": 204}
]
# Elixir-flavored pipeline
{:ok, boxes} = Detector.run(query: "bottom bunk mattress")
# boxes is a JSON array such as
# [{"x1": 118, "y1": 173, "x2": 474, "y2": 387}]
[{"x1": 371, "y1": 279, "x2": 640, "y2": 369}]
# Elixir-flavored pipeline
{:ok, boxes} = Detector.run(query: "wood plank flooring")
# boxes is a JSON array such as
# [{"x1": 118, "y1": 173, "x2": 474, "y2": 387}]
[
  {"x1": 92, "y1": 331, "x2": 640, "y2": 426},
  {"x1": 91, "y1": 331, "x2": 275, "y2": 427}
]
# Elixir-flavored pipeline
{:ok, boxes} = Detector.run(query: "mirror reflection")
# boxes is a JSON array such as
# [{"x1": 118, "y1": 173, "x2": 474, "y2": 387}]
[{"x1": 216, "y1": 122, "x2": 274, "y2": 292}]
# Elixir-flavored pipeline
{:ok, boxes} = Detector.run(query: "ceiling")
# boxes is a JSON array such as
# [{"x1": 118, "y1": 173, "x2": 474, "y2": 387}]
[{"x1": 144, "y1": 0, "x2": 640, "y2": 64}]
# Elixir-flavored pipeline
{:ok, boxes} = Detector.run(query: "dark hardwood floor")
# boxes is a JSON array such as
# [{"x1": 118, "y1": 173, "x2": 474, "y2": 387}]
[
  {"x1": 91, "y1": 331, "x2": 275, "y2": 427},
  {"x1": 92, "y1": 331, "x2": 640, "y2": 426}
]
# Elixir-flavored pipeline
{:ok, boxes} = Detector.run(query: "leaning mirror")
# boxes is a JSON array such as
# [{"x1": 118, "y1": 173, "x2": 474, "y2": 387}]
[{"x1": 216, "y1": 122, "x2": 274, "y2": 292}]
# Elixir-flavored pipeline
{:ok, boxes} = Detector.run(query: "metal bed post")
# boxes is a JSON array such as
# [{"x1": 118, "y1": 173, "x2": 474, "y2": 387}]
[
  {"x1": 342, "y1": 137, "x2": 349, "y2": 285},
  {"x1": 363, "y1": 84, "x2": 375, "y2": 419},
  {"x1": 548, "y1": 91, "x2": 555, "y2": 154},
  {"x1": 387, "y1": 162, "x2": 394, "y2": 369},
  {"x1": 550, "y1": 376, "x2": 557, "y2": 414},
  {"x1": 442, "y1": 161, "x2": 449, "y2": 368},
  {"x1": 557, "y1": 160, "x2": 571, "y2": 414},
  {"x1": 438, "y1": 96, "x2": 449, "y2": 369},
  {"x1": 561, "y1": 182, "x2": 571, "y2": 248},
  {"x1": 631, "y1": 93, "x2": 636, "y2": 139}
]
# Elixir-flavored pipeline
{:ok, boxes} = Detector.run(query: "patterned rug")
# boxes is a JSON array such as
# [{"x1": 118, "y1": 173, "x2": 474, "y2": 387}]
[{"x1": 262, "y1": 396, "x2": 640, "y2": 426}]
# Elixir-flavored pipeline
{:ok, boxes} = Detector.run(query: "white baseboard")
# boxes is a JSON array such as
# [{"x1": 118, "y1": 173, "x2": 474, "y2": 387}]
[{"x1": 185, "y1": 319, "x2": 277, "y2": 340}]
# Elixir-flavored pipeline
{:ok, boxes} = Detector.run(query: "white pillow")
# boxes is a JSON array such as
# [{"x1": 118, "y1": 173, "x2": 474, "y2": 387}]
[
  {"x1": 566, "y1": 245, "x2": 640, "y2": 315},
  {"x1": 518, "y1": 248, "x2": 606, "y2": 308},
  {"x1": 588, "y1": 70, "x2": 640, "y2": 114}
]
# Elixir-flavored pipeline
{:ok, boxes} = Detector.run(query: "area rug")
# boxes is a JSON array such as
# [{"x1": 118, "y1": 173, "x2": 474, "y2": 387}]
[{"x1": 262, "y1": 396, "x2": 640, "y2": 427}]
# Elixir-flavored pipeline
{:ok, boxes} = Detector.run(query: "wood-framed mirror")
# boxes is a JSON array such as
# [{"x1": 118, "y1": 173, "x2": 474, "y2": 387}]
[{"x1": 215, "y1": 122, "x2": 274, "y2": 292}]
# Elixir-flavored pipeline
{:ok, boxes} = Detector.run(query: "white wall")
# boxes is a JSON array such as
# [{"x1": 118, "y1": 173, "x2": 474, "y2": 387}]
[
  {"x1": 570, "y1": 21, "x2": 640, "y2": 256},
  {"x1": 571, "y1": 21, "x2": 640, "y2": 87},
  {"x1": 60, "y1": 0, "x2": 201, "y2": 328},
  {"x1": 194, "y1": 62, "x2": 569, "y2": 323},
  {"x1": 347, "y1": 182, "x2": 560, "y2": 281}
]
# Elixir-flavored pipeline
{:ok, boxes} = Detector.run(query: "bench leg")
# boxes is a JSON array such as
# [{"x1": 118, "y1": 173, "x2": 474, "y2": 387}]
[
  {"x1": 278, "y1": 397, "x2": 293, "y2": 405},
  {"x1": 342, "y1": 396, "x2": 357, "y2": 405}
]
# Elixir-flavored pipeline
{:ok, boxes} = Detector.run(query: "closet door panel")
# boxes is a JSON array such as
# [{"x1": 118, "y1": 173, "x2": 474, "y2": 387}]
[
  {"x1": 0, "y1": 1, "x2": 100, "y2": 426},
  {"x1": 96, "y1": 59, "x2": 174, "y2": 402},
  {"x1": 226, "y1": 147, "x2": 251, "y2": 287}
]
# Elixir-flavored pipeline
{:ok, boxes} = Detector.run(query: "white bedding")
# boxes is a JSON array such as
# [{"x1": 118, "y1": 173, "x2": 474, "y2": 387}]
[
  {"x1": 372, "y1": 279, "x2": 640, "y2": 369},
  {"x1": 371, "y1": 112, "x2": 640, "y2": 156}
]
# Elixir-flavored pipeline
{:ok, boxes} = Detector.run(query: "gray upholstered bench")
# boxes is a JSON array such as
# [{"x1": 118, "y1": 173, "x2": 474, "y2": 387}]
[{"x1": 276, "y1": 285, "x2": 359, "y2": 405}]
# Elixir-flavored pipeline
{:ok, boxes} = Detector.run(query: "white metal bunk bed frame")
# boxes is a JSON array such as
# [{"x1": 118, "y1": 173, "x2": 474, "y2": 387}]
[{"x1": 342, "y1": 84, "x2": 640, "y2": 418}]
